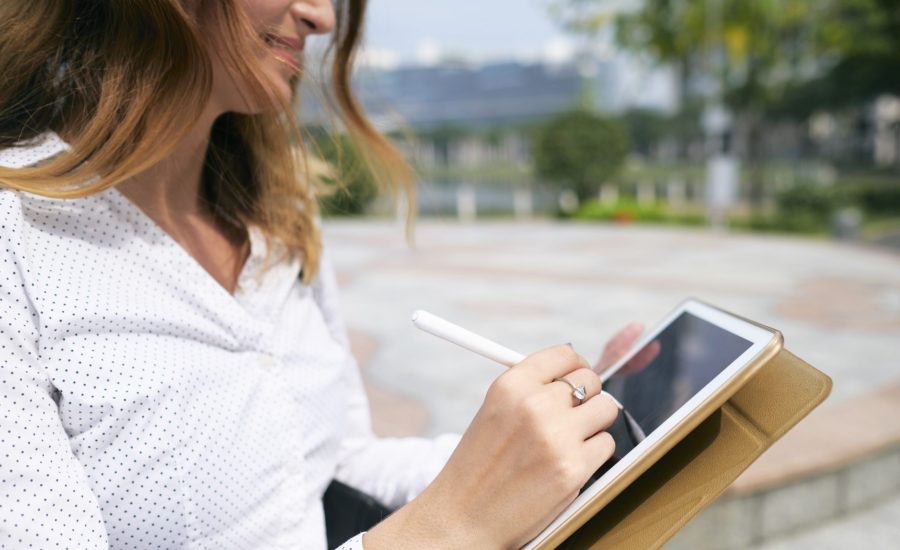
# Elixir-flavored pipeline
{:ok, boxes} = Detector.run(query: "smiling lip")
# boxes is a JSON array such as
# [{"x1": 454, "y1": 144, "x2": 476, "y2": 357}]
[
  {"x1": 264, "y1": 34, "x2": 302, "y2": 71},
  {"x1": 267, "y1": 34, "x2": 303, "y2": 51}
]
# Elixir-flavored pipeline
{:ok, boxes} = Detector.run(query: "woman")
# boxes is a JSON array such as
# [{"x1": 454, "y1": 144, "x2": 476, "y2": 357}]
[{"x1": 0, "y1": 1, "x2": 638, "y2": 548}]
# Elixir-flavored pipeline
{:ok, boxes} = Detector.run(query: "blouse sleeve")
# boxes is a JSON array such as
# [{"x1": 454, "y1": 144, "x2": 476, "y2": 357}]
[
  {"x1": 311, "y1": 249, "x2": 461, "y2": 511},
  {"x1": 0, "y1": 196, "x2": 109, "y2": 547}
]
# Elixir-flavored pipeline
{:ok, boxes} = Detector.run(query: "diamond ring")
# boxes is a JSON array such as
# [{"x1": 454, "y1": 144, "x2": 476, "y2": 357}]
[{"x1": 553, "y1": 377, "x2": 587, "y2": 405}]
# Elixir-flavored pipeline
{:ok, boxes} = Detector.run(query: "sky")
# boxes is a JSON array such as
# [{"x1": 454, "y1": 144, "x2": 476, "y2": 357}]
[
  {"x1": 359, "y1": 0, "x2": 577, "y2": 67},
  {"x1": 305, "y1": 0, "x2": 677, "y2": 111}
]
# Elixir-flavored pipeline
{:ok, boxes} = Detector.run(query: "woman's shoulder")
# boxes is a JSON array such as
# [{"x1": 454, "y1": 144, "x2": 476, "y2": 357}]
[
  {"x1": 0, "y1": 185, "x2": 112, "y2": 243},
  {"x1": 0, "y1": 131, "x2": 75, "y2": 231},
  {"x1": 1, "y1": 132, "x2": 123, "y2": 231},
  {"x1": 0, "y1": 132, "x2": 69, "y2": 169},
  {"x1": 0, "y1": 134, "x2": 128, "y2": 265}
]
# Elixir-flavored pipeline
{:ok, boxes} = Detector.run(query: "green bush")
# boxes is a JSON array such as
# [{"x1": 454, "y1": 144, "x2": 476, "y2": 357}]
[
  {"x1": 532, "y1": 110, "x2": 630, "y2": 203},
  {"x1": 729, "y1": 212, "x2": 829, "y2": 234},
  {"x1": 851, "y1": 181, "x2": 900, "y2": 216},
  {"x1": 729, "y1": 181, "x2": 847, "y2": 234},
  {"x1": 776, "y1": 181, "x2": 846, "y2": 221},
  {"x1": 573, "y1": 199, "x2": 706, "y2": 226}
]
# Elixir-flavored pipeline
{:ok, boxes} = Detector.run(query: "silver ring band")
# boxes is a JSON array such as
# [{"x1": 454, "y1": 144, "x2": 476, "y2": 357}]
[{"x1": 553, "y1": 377, "x2": 587, "y2": 405}]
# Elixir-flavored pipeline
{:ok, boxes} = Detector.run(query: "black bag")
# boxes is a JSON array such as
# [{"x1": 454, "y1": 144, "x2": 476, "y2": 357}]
[{"x1": 323, "y1": 479, "x2": 394, "y2": 549}]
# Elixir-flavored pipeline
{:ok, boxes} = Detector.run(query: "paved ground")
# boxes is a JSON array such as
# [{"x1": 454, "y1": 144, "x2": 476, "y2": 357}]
[
  {"x1": 875, "y1": 230, "x2": 900, "y2": 252},
  {"x1": 322, "y1": 219, "x2": 900, "y2": 546},
  {"x1": 759, "y1": 492, "x2": 900, "y2": 548}
]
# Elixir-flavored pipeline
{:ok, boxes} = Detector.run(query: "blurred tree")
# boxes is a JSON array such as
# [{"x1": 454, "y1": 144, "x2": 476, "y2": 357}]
[
  {"x1": 622, "y1": 108, "x2": 669, "y2": 157},
  {"x1": 532, "y1": 110, "x2": 630, "y2": 202},
  {"x1": 776, "y1": 0, "x2": 900, "y2": 115},
  {"x1": 553, "y1": 0, "x2": 820, "y2": 208},
  {"x1": 309, "y1": 129, "x2": 380, "y2": 216}
]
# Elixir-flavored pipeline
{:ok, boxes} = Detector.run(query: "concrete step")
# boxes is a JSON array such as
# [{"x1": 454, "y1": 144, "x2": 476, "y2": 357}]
[{"x1": 667, "y1": 381, "x2": 900, "y2": 549}]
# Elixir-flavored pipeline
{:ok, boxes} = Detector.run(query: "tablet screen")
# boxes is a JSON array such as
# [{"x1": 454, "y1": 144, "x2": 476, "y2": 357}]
[{"x1": 603, "y1": 311, "x2": 753, "y2": 454}]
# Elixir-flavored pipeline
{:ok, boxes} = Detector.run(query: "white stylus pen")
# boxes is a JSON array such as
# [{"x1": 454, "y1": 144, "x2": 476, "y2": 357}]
[
  {"x1": 411, "y1": 310, "x2": 629, "y2": 408},
  {"x1": 411, "y1": 309, "x2": 647, "y2": 442}
]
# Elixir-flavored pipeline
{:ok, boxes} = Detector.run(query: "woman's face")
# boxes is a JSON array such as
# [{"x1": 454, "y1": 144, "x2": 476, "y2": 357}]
[{"x1": 207, "y1": 0, "x2": 336, "y2": 114}]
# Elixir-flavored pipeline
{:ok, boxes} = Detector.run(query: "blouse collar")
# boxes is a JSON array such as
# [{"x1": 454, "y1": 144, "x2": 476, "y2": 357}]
[{"x1": 0, "y1": 132, "x2": 70, "y2": 168}]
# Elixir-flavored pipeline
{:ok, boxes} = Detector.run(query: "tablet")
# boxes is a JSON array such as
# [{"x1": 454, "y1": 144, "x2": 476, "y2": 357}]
[{"x1": 524, "y1": 299, "x2": 782, "y2": 549}]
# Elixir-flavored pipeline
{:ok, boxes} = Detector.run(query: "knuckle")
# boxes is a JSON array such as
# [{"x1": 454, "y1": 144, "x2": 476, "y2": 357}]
[
  {"x1": 577, "y1": 368, "x2": 601, "y2": 394},
  {"x1": 519, "y1": 393, "x2": 548, "y2": 424},
  {"x1": 549, "y1": 344, "x2": 579, "y2": 366},
  {"x1": 599, "y1": 431, "x2": 616, "y2": 459},
  {"x1": 557, "y1": 346, "x2": 589, "y2": 372},
  {"x1": 551, "y1": 457, "x2": 584, "y2": 489},
  {"x1": 487, "y1": 373, "x2": 519, "y2": 402},
  {"x1": 600, "y1": 396, "x2": 619, "y2": 420},
  {"x1": 545, "y1": 346, "x2": 574, "y2": 363}
]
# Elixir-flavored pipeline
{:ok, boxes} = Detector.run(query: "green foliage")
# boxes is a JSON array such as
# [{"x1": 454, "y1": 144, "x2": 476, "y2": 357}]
[
  {"x1": 794, "y1": 0, "x2": 900, "y2": 110},
  {"x1": 532, "y1": 110, "x2": 630, "y2": 202},
  {"x1": 849, "y1": 179, "x2": 900, "y2": 216},
  {"x1": 558, "y1": 0, "x2": 900, "y2": 118},
  {"x1": 311, "y1": 130, "x2": 379, "y2": 216},
  {"x1": 573, "y1": 199, "x2": 707, "y2": 226},
  {"x1": 776, "y1": 181, "x2": 846, "y2": 220},
  {"x1": 728, "y1": 213, "x2": 828, "y2": 234},
  {"x1": 729, "y1": 181, "x2": 848, "y2": 234},
  {"x1": 621, "y1": 109, "x2": 668, "y2": 157},
  {"x1": 609, "y1": 0, "x2": 820, "y2": 112},
  {"x1": 729, "y1": 176, "x2": 900, "y2": 234}
]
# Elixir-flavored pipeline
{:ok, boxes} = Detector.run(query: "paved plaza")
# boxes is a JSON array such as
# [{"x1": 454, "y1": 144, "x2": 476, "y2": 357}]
[{"x1": 322, "y1": 219, "x2": 900, "y2": 547}]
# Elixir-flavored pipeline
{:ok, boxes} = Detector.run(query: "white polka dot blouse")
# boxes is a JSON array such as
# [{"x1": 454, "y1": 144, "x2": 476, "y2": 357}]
[{"x1": 0, "y1": 134, "x2": 460, "y2": 549}]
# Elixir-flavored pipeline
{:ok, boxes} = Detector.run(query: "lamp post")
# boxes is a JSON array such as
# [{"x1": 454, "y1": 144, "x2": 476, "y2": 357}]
[
  {"x1": 702, "y1": 0, "x2": 738, "y2": 230},
  {"x1": 703, "y1": 103, "x2": 738, "y2": 230}
]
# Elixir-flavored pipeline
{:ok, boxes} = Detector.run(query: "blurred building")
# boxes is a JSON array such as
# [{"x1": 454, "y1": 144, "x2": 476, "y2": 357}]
[
  {"x1": 353, "y1": 56, "x2": 616, "y2": 129},
  {"x1": 301, "y1": 53, "x2": 676, "y2": 130}
]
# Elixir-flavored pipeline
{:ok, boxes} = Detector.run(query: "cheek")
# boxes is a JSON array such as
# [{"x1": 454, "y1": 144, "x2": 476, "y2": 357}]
[
  {"x1": 209, "y1": 47, "x2": 296, "y2": 113},
  {"x1": 238, "y1": 0, "x2": 281, "y2": 28},
  {"x1": 201, "y1": 0, "x2": 295, "y2": 112}
]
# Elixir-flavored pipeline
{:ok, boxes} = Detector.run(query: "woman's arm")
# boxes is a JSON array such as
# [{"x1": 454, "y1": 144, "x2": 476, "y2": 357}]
[
  {"x1": 312, "y1": 250, "x2": 461, "y2": 510},
  {"x1": 312, "y1": 249, "x2": 618, "y2": 549},
  {"x1": 0, "y1": 200, "x2": 109, "y2": 548},
  {"x1": 363, "y1": 344, "x2": 618, "y2": 549}
]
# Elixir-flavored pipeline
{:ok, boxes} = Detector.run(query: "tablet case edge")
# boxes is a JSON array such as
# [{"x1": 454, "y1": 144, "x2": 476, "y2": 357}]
[{"x1": 548, "y1": 347, "x2": 832, "y2": 549}]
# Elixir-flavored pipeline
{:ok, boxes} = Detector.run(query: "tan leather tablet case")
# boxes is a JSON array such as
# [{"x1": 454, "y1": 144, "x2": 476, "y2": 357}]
[{"x1": 540, "y1": 347, "x2": 832, "y2": 549}]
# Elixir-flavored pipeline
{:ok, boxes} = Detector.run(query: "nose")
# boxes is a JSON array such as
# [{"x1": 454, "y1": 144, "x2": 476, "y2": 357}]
[{"x1": 291, "y1": 0, "x2": 336, "y2": 35}]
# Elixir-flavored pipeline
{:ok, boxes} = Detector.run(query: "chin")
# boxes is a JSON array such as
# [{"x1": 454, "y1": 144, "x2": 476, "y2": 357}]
[{"x1": 218, "y1": 77, "x2": 296, "y2": 116}]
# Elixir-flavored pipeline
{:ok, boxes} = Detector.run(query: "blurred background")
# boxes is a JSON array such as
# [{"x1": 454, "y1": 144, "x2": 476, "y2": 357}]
[
  {"x1": 303, "y1": 1, "x2": 900, "y2": 548},
  {"x1": 305, "y1": 0, "x2": 900, "y2": 243}
]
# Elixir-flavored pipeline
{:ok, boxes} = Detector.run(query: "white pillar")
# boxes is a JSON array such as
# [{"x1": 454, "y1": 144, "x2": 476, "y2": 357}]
[
  {"x1": 457, "y1": 184, "x2": 477, "y2": 222},
  {"x1": 513, "y1": 188, "x2": 533, "y2": 220},
  {"x1": 599, "y1": 184, "x2": 619, "y2": 205},
  {"x1": 558, "y1": 190, "x2": 579, "y2": 215},
  {"x1": 667, "y1": 178, "x2": 686, "y2": 208},
  {"x1": 637, "y1": 181, "x2": 656, "y2": 205}
]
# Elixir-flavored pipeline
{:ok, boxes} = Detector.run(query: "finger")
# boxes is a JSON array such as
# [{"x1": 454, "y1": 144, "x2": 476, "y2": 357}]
[
  {"x1": 580, "y1": 431, "x2": 616, "y2": 472},
  {"x1": 513, "y1": 344, "x2": 591, "y2": 384},
  {"x1": 595, "y1": 322, "x2": 643, "y2": 373},
  {"x1": 619, "y1": 339, "x2": 661, "y2": 375},
  {"x1": 547, "y1": 367, "x2": 602, "y2": 406},
  {"x1": 571, "y1": 392, "x2": 620, "y2": 439}
]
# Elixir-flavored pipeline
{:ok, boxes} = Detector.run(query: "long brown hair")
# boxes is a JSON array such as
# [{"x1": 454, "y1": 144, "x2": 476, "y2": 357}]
[{"x1": 0, "y1": 0, "x2": 412, "y2": 283}]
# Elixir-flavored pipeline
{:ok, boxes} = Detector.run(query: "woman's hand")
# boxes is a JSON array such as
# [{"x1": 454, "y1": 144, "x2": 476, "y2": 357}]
[
  {"x1": 365, "y1": 345, "x2": 619, "y2": 549},
  {"x1": 595, "y1": 322, "x2": 660, "y2": 376}
]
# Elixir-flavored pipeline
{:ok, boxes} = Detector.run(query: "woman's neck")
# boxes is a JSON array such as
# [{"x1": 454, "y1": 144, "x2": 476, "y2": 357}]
[
  {"x1": 116, "y1": 117, "x2": 213, "y2": 221},
  {"x1": 115, "y1": 108, "x2": 251, "y2": 294}
]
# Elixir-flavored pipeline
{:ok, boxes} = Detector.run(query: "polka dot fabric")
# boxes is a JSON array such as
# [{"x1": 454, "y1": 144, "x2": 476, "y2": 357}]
[{"x1": 0, "y1": 135, "x2": 460, "y2": 549}]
